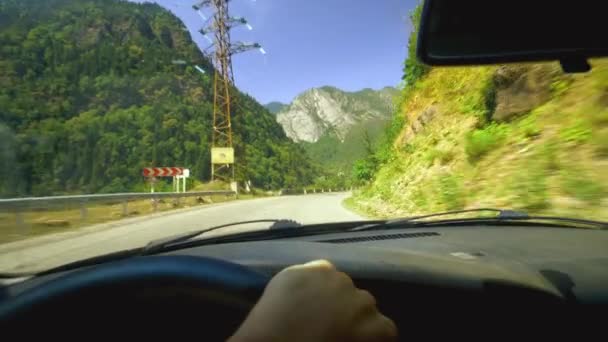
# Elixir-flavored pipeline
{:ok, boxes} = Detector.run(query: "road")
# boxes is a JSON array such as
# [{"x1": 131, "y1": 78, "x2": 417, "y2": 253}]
[{"x1": 0, "y1": 193, "x2": 361, "y2": 273}]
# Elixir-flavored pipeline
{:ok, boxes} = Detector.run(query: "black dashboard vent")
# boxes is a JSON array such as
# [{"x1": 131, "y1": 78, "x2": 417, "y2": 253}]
[{"x1": 320, "y1": 232, "x2": 440, "y2": 244}]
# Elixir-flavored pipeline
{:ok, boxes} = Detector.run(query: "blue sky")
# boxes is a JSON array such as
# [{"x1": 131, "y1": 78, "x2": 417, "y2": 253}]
[{"x1": 132, "y1": 0, "x2": 417, "y2": 104}]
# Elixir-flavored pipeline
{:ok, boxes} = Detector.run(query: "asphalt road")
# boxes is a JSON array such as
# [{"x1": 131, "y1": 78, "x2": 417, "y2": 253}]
[{"x1": 0, "y1": 193, "x2": 362, "y2": 273}]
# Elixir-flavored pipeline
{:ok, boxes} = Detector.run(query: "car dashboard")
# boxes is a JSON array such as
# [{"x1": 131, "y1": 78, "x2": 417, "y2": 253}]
[
  {"x1": 165, "y1": 226, "x2": 608, "y2": 302},
  {"x1": 1, "y1": 225, "x2": 607, "y2": 337}
]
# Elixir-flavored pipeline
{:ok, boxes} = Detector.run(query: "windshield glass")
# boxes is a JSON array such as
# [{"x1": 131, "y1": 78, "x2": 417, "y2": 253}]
[{"x1": 0, "y1": 0, "x2": 606, "y2": 274}]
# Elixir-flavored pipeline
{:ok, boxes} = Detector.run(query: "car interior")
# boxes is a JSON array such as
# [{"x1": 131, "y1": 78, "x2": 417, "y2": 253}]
[{"x1": 1, "y1": 0, "x2": 607, "y2": 339}]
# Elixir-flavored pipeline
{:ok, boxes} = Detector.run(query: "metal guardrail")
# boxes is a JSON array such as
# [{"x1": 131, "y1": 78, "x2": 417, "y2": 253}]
[
  {"x1": 0, "y1": 189, "x2": 348, "y2": 231},
  {"x1": 0, "y1": 191, "x2": 236, "y2": 227},
  {"x1": 0, "y1": 191, "x2": 236, "y2": 210},
  {"x1": 279, "y1": 188, "x2": 353, "y2": 196}
]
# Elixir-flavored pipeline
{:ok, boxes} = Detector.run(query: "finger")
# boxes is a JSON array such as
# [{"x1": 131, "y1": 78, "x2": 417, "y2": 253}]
[
  {"x1": 335, "y1": 271, "x2": 355, "y2": 288},
  {"x1": 304, "y1": 259, "x2": 335, "y2": 269},
  {"x1": 356, "y1": 289, "x2": 377, "y2": 309},
  {"x1": 288, "y1": 259, "x2": 336, "y2": 271},
  {"x1": 379, "y1": 314, "x2": 398, "y2": 341},
  {"x1": 353, "y1": 313, "x2": 398, "y2": 342}
]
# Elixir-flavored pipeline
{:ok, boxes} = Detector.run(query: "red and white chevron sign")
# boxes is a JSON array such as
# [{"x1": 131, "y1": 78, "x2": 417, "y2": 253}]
[{"x1": 143, "y1": 167, "x2": 184, "y2": 177}]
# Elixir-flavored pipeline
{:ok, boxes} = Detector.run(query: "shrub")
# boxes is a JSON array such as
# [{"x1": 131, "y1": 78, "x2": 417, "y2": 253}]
[
  {"x1": 465, "y1": 124, "x2": 508, "y2": 162},
  {"x1": 375, "y1": 115, "x2": 406, "y2": 164},
  {"x1": 425, "y1": 148, "x2": 455, "y2": 166},
  {"x1": 424, "y1": 149, "x2": 439, "y2": 166},
  {"x1": 459, "y1": 93, "x2": 485, "y2": 116},
  {"x1": 456, "y1": 76, "x2": 496, "y2": 124},
  {"x1": 402, "y1": 3, "x2": 429, "y2": 88},
  {"x1": 411, "y1": 188, "x2": 428, "y2": 209},
  {"x1": 481, "y1": 78, "x2": 497, "y2": 123},
  {"x1": 352, "y1": 158, "x2": 377, "y2": 184},
  {"x1": 439, "y1": 149, "x2": 456, "y2": 165},
  {"x1": 401, "y1": 143, "x2": 416, "y2": 154}
]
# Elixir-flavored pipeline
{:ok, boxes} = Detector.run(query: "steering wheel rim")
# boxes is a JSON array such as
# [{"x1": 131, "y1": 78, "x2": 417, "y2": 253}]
[{"x1": 0, "y1": 255, "x2": 269, "y2": 325}]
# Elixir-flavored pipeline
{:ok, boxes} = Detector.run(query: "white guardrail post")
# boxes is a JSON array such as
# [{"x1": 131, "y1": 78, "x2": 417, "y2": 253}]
[
  {"x1": 121, "y1": 199, "x2": 128, "y2": 217},
  {"x1": 80, "y1": 199, "x2": 88, "y2": 222},
  {"x1": 15, "y1": 208, "x2": 24, "y2": 231}
]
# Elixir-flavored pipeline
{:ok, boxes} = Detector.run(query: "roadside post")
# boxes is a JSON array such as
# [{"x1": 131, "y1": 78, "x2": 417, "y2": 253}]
[
  {"x1": 174, "y1": 169, "x2": 191, "y2": 206},
  {"x1": 230, "y1": 181, "x2": 239, "y2": 199},
  {"x1": 80, "y1": 199, "x2": 88, "y2": 222},
  {"x1": 143, "y1": 167, "x2": 187, "y2": 211},
  {"x1": 181, "y1": 169, "x2": 190, "y2": 193},
  {"x1": 121, "y1": 200, "x2": 128, "y2": 217},
  {"x1": 153, "y1": 195, "x2": 159, "y2": 212},
  {"x1": 15, "y1": 209, "x2": 24, "y2": 231}
]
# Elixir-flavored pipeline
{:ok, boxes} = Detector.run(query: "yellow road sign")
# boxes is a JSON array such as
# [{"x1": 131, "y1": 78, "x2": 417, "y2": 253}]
[{"x1": 211, "y1": 147, "x2": 235, "y2": 164}]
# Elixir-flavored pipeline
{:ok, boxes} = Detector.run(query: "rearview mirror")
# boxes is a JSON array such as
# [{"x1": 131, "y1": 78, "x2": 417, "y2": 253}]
[{"x1": 417, "y1": 0, "x2": 608, "y2": 72}]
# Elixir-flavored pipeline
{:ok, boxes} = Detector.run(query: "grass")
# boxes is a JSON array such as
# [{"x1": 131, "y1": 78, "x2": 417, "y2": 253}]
[
  {"x1": 550, "y1": 79, "x2": 572, "y2": 97},
  {"x1": 425, "y1": 148, "x2": 456, "y2": 166},
  {"x1": 510, "y1": 166, "x2": 550, "y2": 211},
  {"x1": 411, "y1": 188, "x2": 429, "y2": 208},
  {"x1": 437, "y1": 174, "x2": 465, "y2": 210},
  {"x1": 0, "y1": 193, "x2": 245, "y2": 245},
  {"x1": 559, "y1": 118, "x2": 592, "y2": 144},
  {"x1": 539, "y1": 139, "x2": 560, "y2": 171},
  {"x1": 191, "y1": 181, "x2": 232, "y2": 191},
  {"x1": 517, "y1": 115, "x2": 542, "y2": 140},
  {"x1": 560, "y1": 168, "x2": 605, "y2": 205},
  {"x1": 465, "y1": 124, "x2": 509, "y2": 162},
  {"x1": 594, "y1": 130, "x2": 608, "y2": 157},
  {"x1": 590, "y1": 107, "x2": 608, "y2": 127}
]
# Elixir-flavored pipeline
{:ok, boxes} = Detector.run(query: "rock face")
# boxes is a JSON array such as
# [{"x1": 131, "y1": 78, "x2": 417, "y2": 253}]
[
  {"x1": 276, "y1": 86, "x2": 398, "y2": 143},
  {"x1": 492, "y1": 64, "x2": 558, "y2": 122},
  {"x1": 402, "y1": 105, "x2": 439, "y2": 142}
]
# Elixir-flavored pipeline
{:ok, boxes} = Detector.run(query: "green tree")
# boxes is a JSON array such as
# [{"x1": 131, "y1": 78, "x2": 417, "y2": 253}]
[{"x1": 402, "y1": 1, "x2": 429, "y2": 88}]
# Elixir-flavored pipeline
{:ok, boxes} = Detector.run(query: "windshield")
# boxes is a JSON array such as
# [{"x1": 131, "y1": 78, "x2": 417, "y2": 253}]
[{"x1": 0, "y1": 0, "x2": 606, "y2": 274}]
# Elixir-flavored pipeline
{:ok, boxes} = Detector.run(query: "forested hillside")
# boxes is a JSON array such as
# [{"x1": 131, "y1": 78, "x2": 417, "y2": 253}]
[
  {"x1": 350, "y1": 2, "x2": 608, "y2": 220},
  {"x1": 0, "y1": 0, "x2": 316, "y2": 197},
  {"x1": 264, "y1": 102, "x2": 287, "y2": 114}
]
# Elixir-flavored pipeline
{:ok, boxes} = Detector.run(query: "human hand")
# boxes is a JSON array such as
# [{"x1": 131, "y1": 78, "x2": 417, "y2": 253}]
[{"x1": 229, "y1": 260, "x2": 397, "y2": 342}]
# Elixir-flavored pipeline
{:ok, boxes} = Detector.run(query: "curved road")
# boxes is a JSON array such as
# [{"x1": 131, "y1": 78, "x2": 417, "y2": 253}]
[{"x1": 0, "y1": 193, "x2": 361, "y2": 273}]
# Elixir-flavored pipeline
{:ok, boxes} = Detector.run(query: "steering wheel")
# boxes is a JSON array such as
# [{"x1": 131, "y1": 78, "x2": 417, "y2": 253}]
[{"x1": 0, "y1": 255, "x2": 269, "y2": 338}]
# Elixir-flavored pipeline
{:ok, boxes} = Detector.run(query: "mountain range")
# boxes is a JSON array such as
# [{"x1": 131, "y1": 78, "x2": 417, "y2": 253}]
[
  {"x1": 265, "y1": 86, "x2": 399, "y2": 175},
  {"x1": 273, "y1": 86, "x2": 399, "y2": 144}
]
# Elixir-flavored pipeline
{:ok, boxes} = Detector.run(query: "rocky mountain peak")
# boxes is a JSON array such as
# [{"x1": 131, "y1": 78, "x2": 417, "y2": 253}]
[{"x1": 276, "y1": 86, "x2": 398, "y2": 143}]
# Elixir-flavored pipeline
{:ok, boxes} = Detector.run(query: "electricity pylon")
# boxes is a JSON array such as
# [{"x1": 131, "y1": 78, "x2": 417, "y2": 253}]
[{"x1": 193, "y1": 0, "x2": 264, "y2": 183}]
